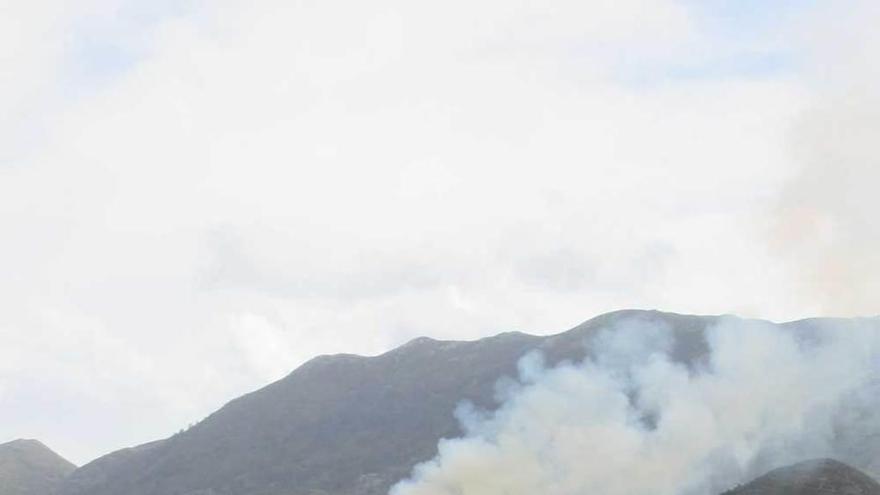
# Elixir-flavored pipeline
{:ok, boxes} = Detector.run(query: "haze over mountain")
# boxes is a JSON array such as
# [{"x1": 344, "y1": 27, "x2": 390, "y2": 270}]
[
  {"x1": 53, "y1": 310, "x2": 880, "y2": 495},
  {"x1": 0, "y1": 439, "x2": 75, "y2": 495}
]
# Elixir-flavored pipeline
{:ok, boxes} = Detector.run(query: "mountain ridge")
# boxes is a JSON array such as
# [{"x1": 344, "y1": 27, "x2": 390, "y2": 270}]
[
  {"x1": 54, "y1": 310, "x2": 880, "y2": 495},
  {"x1": 723, "y1": 458, "x2": 880, "y2": 495},
  {"x1": 0, "y1": 439, "x2": 75, "y2": 495}
]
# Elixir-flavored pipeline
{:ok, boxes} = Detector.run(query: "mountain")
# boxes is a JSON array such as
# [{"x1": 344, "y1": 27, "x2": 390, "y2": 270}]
[
  {"x1": 58, "y1": 309, "x2": 712, "y2": 495},
  {"x1": 54, "y1": 310, "x2": 877, "y2": 495},
  {"x1": 0, "y1": 439, "x2": 76, "y2": 495},
  {"x1": 724, "y1": 459, "x2": 880, "y2": 495}
]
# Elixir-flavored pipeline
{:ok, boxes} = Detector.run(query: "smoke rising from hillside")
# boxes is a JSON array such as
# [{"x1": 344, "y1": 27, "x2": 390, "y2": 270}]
[{"x1": 391, "y1": 317, "x2": 880, "y2": 495}]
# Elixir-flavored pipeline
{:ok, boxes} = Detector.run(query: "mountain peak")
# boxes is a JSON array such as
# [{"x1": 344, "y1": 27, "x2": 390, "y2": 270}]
[
  {"x1": 0, "y1": 438, "x2": 75, "y2": 495},
  {"x1": 0, "y1": 438, "x2": 73, "y2": 464},
  {"x1": 49, "y1": 312, "x2": 880, "y2": 495},
  {"x1": 725, "y1": 459, "x2": 880, "y2": 495},
  {"x1": 2, "y1": 439, "x2": 43, "y2": 449}
]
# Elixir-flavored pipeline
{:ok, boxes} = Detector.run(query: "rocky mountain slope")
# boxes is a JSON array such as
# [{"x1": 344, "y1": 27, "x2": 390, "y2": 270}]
[
  {"x1": 0, "y1": 439, "x2": 75, "y2": 495},
  {"x1": 57, "y1": 310, "x2": 713, "y2": 495},
  {"x1": 54, "y1": 310, "x2": 879, "y2": 495},
  {"x1": 724, "y1": 458, "x2": 880, "y2": 495}
]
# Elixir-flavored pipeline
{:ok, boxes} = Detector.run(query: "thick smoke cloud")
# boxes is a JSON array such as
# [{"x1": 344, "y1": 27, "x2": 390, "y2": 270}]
[
  {"x1": 391, "y1": 317, "x2": 880, "y2": 495},
  {"x1": 773, "y1": 0, "x2": 880, "y2": 315}
]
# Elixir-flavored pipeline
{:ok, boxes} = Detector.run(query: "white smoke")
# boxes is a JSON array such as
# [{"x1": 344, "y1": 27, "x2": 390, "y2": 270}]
[
  {"x1": 391, "y1": 316, "x2": 880, "y2": 495},
  {"x1": 771, "y1": 0, "x2": 880, "y2": 315}
]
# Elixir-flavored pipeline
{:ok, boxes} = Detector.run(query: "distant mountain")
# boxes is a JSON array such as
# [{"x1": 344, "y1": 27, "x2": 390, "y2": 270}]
[
  {"x1": 0, "y1": 439, "x2": 75, "y2": 495},
  {"x1": 724, "y1": 459, "x2": 880, "y2": 495},
  {"x1": 58, "y1": 310, "x2": 713, "y2": 495},
  {"x1": 54, "y1": 310, "x2": 880, "y2": 495}
]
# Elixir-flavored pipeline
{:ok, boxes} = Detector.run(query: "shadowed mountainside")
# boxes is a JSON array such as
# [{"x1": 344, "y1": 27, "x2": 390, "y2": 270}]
[
  {"x1": 0, "y1": 439, "x2": 75, "y2": 495},
  {"x1": 55, "y1": 310, "x2": 879, "y2": 495},
  {"x1": 724, "y1": 459, "x2": 880, "y2": 495}
]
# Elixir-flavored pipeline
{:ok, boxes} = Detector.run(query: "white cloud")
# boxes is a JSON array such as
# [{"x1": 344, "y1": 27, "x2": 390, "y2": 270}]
[
  {"x1": 1, "y1": 0, "x2": 865, "y2": 466},
  {"x1": 771, "y1": 0, "x2": 880, "y2": 315}
]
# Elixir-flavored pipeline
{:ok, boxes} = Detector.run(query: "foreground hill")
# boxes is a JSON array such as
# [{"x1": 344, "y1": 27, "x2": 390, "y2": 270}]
[
  {"x1": 55, "y1": 310, "x2": 877, "y2": 495},
  {"x1": 0, "y1": 439, "x2": 75, "y2": 495},
  {"x1": 724, "y1": 459, "x2": 880, "y2": 495}
]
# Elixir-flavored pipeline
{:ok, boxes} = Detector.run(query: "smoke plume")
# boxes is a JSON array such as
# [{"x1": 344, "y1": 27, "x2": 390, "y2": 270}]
[
  {"x1": 391, "y1": 316, "x2": 880, "y2": 495},
  {"x1": 773, "y1": 0, "x2": 880, "y2": 315}
]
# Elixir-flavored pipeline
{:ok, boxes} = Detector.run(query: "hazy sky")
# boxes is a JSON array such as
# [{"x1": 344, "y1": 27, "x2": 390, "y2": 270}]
[{"x1": 1, "y1": 0, "x2": 878, "y2": 465}]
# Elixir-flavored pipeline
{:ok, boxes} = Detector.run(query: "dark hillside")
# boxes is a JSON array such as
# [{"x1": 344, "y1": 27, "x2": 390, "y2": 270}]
[
  {"x1": 59, "y1": 310, "x2": 867, "y2": 495},
  {"x1": 0, "y1": 439, "x2": 75, "y2": 495},
  {"x1": 724, "y1": 459, "x2": 880, "y2": 495}
]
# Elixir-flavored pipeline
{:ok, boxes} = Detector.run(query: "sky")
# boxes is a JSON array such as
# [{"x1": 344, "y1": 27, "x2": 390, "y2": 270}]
[{"x1": 1, "y1": 0, "x2": 878, "y2": 465}]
